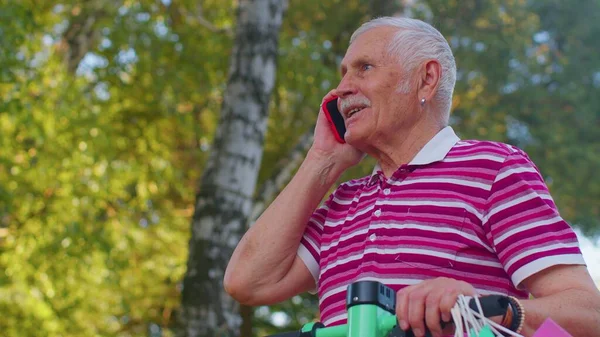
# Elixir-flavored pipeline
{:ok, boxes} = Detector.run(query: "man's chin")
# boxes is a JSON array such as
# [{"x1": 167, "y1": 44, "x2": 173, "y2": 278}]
[{"x1": 345, "y1": 131, "x2": 368, "y2": 150}]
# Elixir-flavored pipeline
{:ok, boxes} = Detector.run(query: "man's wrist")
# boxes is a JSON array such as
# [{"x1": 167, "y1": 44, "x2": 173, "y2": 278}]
[{"x1": 305, "y1": 149, "x2": 346, "y2": 186}]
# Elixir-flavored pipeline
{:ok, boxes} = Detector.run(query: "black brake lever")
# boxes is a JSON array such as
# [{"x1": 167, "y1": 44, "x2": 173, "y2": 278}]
[{"x1": 266, "y1": 333, "x2": 303, "y2": 337}]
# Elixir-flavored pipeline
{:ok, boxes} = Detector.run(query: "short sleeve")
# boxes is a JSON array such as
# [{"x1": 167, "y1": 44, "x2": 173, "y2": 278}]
[
  {"x1": 483, "y1": 149, "x2": 586, "y2": 288},
  {"x1": 297, "y1": 193, "x2": 333, "y2": 291}
]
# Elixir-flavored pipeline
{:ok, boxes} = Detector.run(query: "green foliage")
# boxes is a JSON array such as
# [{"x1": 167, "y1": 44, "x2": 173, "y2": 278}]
[
  {"x1": 1, "y1": 0, "x2": 599, "y2": 336},
  {"x1": 502, "y1": 0, "x2": 600, "y2": 232},
  {"x1": 0, "y1": 1, "x2": 228, "y2": 336}
]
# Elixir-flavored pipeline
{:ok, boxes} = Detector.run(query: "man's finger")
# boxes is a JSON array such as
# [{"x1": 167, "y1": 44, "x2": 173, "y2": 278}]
[
  {"x1": 407, "y1": 290, "x2": 427, "y2": 337},
  {"x1": 425, "y1": 292, "x2": 443, "y2": 336},
  {"x1": 396, "y1": 289, "x2": 411, "y2": 331},
  {"x1": 439, "y1": 290, "x2": 459, "y2": 321}
]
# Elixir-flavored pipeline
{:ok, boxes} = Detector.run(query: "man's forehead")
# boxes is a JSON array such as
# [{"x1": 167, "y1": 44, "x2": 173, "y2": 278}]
[{"x1": 340, "y1": 27, "x2": 396, "y2": 68}]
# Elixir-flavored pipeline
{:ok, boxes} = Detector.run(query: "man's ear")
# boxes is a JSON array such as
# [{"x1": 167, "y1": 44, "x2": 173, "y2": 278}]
[{"x1": 417, "y1": 59, "x2": 442, "y2": 104}]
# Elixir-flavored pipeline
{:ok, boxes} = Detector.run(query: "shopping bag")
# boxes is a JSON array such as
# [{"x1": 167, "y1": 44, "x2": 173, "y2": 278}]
[{"x1": 531, "y1": 318, "x2": 573, "y2": 337}]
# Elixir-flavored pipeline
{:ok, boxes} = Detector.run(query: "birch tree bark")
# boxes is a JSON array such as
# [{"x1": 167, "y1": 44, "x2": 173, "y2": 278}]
[
  {"x1": 178, "y1": 1, "x2": 288, "y2": 336},
  {"x1": 249, "y1": 127, "x2": 314, "y2": 224}
]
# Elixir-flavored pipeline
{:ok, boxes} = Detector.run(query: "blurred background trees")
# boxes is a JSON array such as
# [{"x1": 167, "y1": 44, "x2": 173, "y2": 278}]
[{"x1": 1, "y1": 0, "x2": 599, "y2": 336}]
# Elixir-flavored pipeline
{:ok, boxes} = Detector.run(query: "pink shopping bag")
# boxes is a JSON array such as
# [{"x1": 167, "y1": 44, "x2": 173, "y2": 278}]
[{"x1": 532, "y1": 318, "x2": 573, "y2": 337}]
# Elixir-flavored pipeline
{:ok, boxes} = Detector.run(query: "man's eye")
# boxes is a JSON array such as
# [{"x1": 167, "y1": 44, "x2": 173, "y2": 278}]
[{"x1": 362, "y1": 64, "x2": 373, "y2": 71}]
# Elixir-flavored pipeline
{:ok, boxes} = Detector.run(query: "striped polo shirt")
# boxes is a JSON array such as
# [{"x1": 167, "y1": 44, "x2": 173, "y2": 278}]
[{"x1": 298, "y1": 126, "x2": 585, "y2": 327}]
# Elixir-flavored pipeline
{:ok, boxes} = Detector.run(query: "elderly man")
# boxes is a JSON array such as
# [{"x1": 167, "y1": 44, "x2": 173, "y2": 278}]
[{"x1": 224, "y1": 17, "x2": 600, "y2": 337}]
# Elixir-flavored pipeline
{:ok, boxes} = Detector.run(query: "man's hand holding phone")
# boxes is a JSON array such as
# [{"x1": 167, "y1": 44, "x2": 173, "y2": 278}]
[
  {"x1": 322, "y1": 96, "x2": 346, "y2": 144},
  {"x1": 308, "y1": 91, "x2": 364, "y2": 175}
]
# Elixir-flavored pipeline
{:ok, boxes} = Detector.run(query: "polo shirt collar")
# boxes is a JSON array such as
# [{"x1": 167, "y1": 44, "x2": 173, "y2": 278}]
[{"x1": 372, "y1": 126, "x2": 460, "y2": 175}]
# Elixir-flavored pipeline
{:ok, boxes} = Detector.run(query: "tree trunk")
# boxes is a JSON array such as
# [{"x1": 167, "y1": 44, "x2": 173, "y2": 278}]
[
  {"x1": 239, "y1": 305, "x2": 254, "y2": 337},
  {"x1": 178, "y1": 1, "x2": 288, "y2": 336},
  {"x1": 249, "y1": 127, "x2": 314, "y2": 224}
]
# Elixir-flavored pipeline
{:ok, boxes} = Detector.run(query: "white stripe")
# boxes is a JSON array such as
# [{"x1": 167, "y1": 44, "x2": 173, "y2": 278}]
[
  {"x1": 364, "y1": 247, "x2": 503, "y2": 267},
  {"x1": 394, "y1": 177, "x2": 491, "y2": 190},
  {"x1": 302, "y1": 233, "x2": 321, "y2": 254},
  {"x1": 345, "y1": 178, "x2": 369, "y2": 187},
  {"x1": 444, "y1": 154, "x2": 505, "y2": 163},
  {"x1": 496, "y1": 165, "x2": 538, "y2": 182},
  {"x1": 368, "y1": 223, "x2": 494, "y2": 252},
  {"x1": 510, "y1": 254, "x2": 586, "y2": 287},
  {"x1": 353, "y1": 275, "x2": 423, "y2": 285},
  {"x1": 495, "y1": 215, "x2": 563, "y2": 244},
  {"x1": 321, "y1": 227, "x2": 369, "y2": 251},
  {"x1": 381, "y1": 199, "x2": 484, "y2": 222},
  {"x1": 327, "y1": 204, "x2": 376, "y2": 227},
  {"x1": 484, "y1": 192, "x2": 537, "y2": 223},
  {"x1": 321, "y1": 283, "x2": 347, "y2": 302},
  {"x1": 332, "y1": 188, "x2": 378, "y2": 205},
  {"x1": 324, "y1": 214, "x2": 494, "y2": 253},
  {"x1": 504, "y1": 242, "x2": 582, "y2": 271},
  {"x1": 307, "y1": 218, "x2": 324, "y2": 231},
  {"x1": 323, "y1": 313, "x2": 347, "y2": 327},
  {"x1": 297, "y1": 245, "x2": 319, "y2": 285},
  {"x1": 321, "y1": 251, "x2": 366, "y2": 275}
]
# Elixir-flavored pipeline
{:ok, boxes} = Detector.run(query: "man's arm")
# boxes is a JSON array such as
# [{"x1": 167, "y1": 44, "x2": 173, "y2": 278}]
[
  {"x1": 224, "y1": 91, "x2": 364, "y2": 305},
  {"x1": 224, "y1": 151, "x2": 342, "y2": 305},
  {"x1": 519, "y1": 264, "x2": 600, "y2": 337}
]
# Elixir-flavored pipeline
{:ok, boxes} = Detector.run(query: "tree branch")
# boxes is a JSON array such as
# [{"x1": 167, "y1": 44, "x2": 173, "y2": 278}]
[
  {"x1": 58, "y1": 1, "x2": 120, "y2": 73},
  {"x1": 197, "y1": 14, "x2": 233, "y2": 36},
  {"x1": 162, "y1": 1, "x2": 233, "y2": 36}
]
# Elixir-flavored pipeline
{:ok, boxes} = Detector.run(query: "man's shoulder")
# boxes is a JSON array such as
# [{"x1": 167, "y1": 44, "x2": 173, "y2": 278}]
[{"x1": 450, "y1": 139, "x2": 528, "y2": 159}]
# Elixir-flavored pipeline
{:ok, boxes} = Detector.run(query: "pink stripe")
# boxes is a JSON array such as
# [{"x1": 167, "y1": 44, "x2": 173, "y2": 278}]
[
  {"x1": 498, "y1": 231, "x2": 578, "y2": 261},
  {"x1": 489, "y1": 205, "x2": 555, "y2": 234}
]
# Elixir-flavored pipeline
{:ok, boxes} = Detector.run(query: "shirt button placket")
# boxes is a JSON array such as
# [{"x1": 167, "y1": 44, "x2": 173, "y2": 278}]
[
  {"x1": 367, "y1": 181, "x2": 383, "y2": 247},
  {"x1": 374, "y1": 177, "x2": 387, "y2": 219}
]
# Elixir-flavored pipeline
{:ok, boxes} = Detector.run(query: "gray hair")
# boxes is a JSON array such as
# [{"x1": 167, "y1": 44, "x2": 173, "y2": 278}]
[{"x1": 350, "y1": 17, "x2": 456, "y2": 118}]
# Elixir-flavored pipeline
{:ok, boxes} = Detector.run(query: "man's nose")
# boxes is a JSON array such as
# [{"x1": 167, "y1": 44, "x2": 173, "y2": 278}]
[{"x1": 334, "y1": 75, "x2": 358, "y2": 98}]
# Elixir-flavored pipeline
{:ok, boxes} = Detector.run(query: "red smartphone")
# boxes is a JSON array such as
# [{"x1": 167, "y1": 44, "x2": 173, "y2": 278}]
[{"x1": 322, "y1": 97, "x2": 346, "y2": 143}]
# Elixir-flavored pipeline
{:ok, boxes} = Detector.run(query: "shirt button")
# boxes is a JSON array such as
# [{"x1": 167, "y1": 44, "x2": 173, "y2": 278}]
[
  {"x1": 374, "y1": 209, "x2": 382, "y2": 217},
  {"x1": 383, "y1": 188, "x2": 391, "y2": 195},
  {"x1": 369, "y1": 233, "x2": 377, "y2": 242}
]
